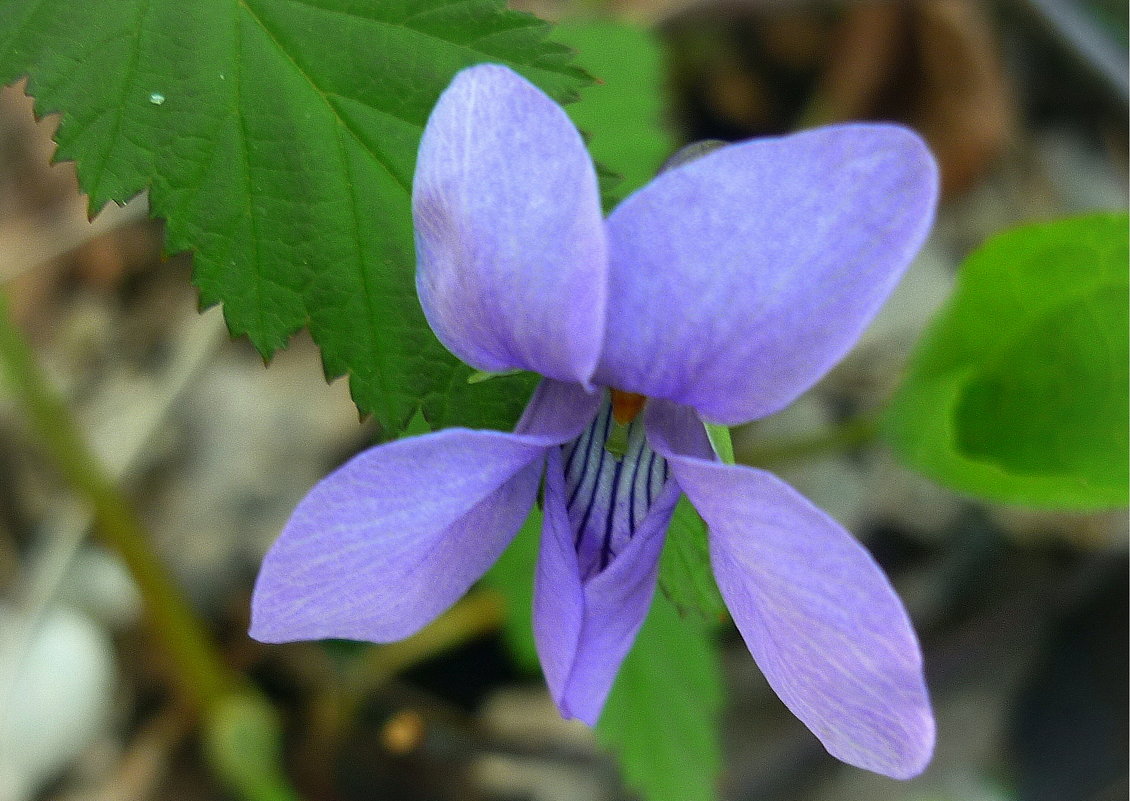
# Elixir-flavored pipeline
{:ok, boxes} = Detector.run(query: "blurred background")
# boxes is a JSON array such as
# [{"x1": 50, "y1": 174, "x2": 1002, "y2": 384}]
[{"x1": 0, "y1": 1, "x2": 1126, "y2": 799}]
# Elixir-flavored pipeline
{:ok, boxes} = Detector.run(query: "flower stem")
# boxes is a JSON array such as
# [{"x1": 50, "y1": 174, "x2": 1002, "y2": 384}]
[
  {"x1": 737, "y1": 414, "x2": 880, "y2": 468},
  {"x1": 345, "y1": 591, "x2": 505, "y2": 693},
  {"x1": 0, "y1": 290, "x2": 299, "y2": 801},
  {"x1": 0, "y1": 291, "x2": 230, "y2": 707}
]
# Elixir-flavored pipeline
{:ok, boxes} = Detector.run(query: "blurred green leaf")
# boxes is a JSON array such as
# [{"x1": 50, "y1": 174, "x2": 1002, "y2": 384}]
[
  {"x1": 597, "y1": 592, "x2": 724, "y2": 801},
  {"x1": 0, "y1": 0, "x2": 587, "y2": 434},
  {"x1": 203, "y1": 692, "x2": 298, "y2": 801},
  {"x1": 1080, "y1": 0, "x2": 1128, "y2": 48},
  {"x1": 659, "y1": 497, "x2": 726, "y2": 618},
  {"x1": 551, "y1": 19, "x2": 675, "y2": 205},
  {"x1": 884, "y1": 212, "x2": 1129, "y2": 508}
]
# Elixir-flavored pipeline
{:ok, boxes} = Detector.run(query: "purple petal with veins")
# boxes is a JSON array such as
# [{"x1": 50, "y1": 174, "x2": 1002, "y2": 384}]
[{"x1": 535, "y1": 394, "x2": 681, "y2": 724}]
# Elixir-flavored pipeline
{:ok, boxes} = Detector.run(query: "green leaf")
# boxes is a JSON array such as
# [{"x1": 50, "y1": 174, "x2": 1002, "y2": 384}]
[
  {"x1": 884, "y1": 212, "x2": 1129, "y2": 509},
  {"x1": 203, "y1": 692, "x2": 299, "y2": 801},
  {"x1": 1, "y1": 0, "x2": 588, "y2": 433},
  {"x1": 596, "y1": 592, "x2": 724, "y2": 801},
  {"x1": 658, "y1": 497, "x2": 726, "y2": 618},
  {"x1": 420, "y1": 364, "x2": 540, "y2": 434},
  {"x1": 550, "y1": 19, "x2": 675, "y2": 204}
]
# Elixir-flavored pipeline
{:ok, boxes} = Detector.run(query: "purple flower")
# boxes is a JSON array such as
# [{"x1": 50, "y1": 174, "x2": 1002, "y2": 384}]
[{"x1": 251, "y1": 64, "x2": 938, "y2": 778}]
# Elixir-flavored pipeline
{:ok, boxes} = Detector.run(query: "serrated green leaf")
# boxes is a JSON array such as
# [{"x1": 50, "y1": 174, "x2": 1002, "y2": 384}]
[
  {"x1": 658, "y1": 497, "x2": 726, "y2": 618},
  {"x1": 551, "y1": 19, "x2": 675, "y2": 206},
  {"x1": 420, "y1": 363, "x2": 540, "y2": 434},
  {"x1": 596, "y1": 592, "x2": 724, "y2": 801},
  {"x1": 884, "y1": 212, "x2": 1129, "y2": 509},
  {"x1": 0, "y1": 0, "x2": 588, "y2": 433}
]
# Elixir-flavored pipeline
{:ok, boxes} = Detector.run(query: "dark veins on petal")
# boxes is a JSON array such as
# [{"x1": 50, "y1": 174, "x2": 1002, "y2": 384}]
[{"x1": 562, "y1": 394, "x2": 670, "y2": 580}]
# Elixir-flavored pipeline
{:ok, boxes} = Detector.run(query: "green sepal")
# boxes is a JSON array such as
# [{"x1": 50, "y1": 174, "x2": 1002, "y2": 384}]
[{"x1": 704, "y1": 422, "x2": 735, "y2": 465}]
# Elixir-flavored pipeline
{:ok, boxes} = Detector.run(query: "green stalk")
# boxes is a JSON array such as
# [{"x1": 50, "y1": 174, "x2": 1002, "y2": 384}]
[
  {"x1": 739, "y1": 415, "x2": 879, "y2": 468},
  {"x1": 0, "y1": 291, "x2": 299, "y2": 801},
  {"x1": 0, "y1": 292, "x2": 229, "y2": 708}
]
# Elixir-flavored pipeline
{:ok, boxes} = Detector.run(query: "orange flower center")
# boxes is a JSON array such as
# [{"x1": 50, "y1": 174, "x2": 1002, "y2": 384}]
[{"x1": 610, "y1": 389, "x2": 647, "y2": 425}]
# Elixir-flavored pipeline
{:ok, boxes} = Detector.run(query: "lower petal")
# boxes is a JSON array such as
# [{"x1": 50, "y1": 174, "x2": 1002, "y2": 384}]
[
  {"x1": 533, "y1": 447, "x2": 679, "y2": 725},
  {"x1": 251, "y1": 428, "x2": 546, "y2": 644},
  {"x1": 648, "y1": 401, "x2": 934, "y2": 779}
]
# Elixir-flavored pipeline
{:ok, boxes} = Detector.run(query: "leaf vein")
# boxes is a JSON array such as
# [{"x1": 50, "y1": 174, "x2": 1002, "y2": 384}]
[
  {"x1": 85, "y1": 0, "x2": 152, "y2": 203},
  {"x1": 237, "y1": 0, "x2": 410, "y2": 193},
  {"x1": 233, "y1": 4, "x2": 269, "y2": 339},
  {"x1": 334, "y1": 119, "x2": 395, "y2": 414},
  {"x1": 0, "y1": 0, "x2": 52, "y2": 67}
]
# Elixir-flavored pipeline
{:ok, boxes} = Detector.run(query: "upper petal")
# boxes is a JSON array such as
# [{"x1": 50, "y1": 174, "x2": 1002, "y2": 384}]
[
  {"x1": 250, "y1": 428, "x2": 547, "y2": 644},
  {"x1": 413, "y1": 64, "x2": 607, "y2": 386},
  {"x1": 596, "y1": 124, "x2": 938, "y2": 424},
  {"x1": 647, "y1": 401, "x2": 934, "y2": 778}
]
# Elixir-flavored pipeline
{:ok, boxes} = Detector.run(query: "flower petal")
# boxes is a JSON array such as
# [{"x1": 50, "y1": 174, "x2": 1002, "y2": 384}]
[
  {"x1": 534, "y1": 446, "x2": 680, "y2": 724},
  {"x1": 515, "y1": 378, "x2": 603, "y2": 442},
  {"x1": 413, "y1": 64, "x2": 607, "y2": 386},
  {"x1": 596, "y1": 124, "x2": 938, "y2": 425},
  {"x1": 250, "y1": 429, "x2": 547, "y2": 643},
  {"x1": 648, "y1": 401, "x2": 935, "y2": 778},
  {"x1": 532, "y1": 448, "x2": 584, "y2": 709}
]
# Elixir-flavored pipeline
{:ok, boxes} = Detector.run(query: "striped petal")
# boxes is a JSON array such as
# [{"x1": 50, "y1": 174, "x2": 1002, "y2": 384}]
[
  {"x1": 533, "y1": 395, "x2": 680, "y2": 724},
  {"x1": 561, "y1": 400, "x2": 672, "y2": 580}
]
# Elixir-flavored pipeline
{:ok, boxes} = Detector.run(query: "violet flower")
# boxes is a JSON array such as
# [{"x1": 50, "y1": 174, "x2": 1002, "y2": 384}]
[{"x1": 251, "y1": 64, "x2": 938, "y2": 778}]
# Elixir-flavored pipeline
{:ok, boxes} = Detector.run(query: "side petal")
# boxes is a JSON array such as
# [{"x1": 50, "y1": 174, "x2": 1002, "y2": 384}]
[
  {"x1": 533, "y1": 447, "x2": 679, "y2": 725},
  {"x1": 647, "y1": 402, "x2": 935, "y2": 778},
  {"x1": 251, "y1": 429, "x2": 546, "y2": 644},
  {"x1": 515, "y1": 378, "x2": 603, "y2": 442},
  {"x1": 597, "y1": 124, "x2": 938, "y2": 425},
  {"x1": 413, "y1": 64, "x2": 607, "y2": 386}
]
